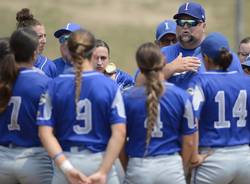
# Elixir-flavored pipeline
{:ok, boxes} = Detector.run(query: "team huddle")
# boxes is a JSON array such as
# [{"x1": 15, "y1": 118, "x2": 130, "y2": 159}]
[{"x1": 0, "y1": 1, "x2": 250, "y2": 184}]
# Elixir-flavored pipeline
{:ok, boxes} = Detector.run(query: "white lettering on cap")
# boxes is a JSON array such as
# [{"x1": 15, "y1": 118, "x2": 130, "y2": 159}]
[
  {"x1": 185, "y1": 2, "x2": 189, "y2": 11},
  {"x1": 165, "y1": 22, "x2": 169, "y2": 30}
]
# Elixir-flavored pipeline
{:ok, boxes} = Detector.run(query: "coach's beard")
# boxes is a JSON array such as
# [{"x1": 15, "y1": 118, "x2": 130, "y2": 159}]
[{"x1": 178, "y1": 35, "x2": 199, "y2": 48}]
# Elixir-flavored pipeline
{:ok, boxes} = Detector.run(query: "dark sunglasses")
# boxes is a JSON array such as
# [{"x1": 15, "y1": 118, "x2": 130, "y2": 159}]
[
  {"x1": 242, "y1": 65, "x2": 250, "y2": 70},
  {"x1": 160, "y1": 38, "x2": 177, "y2": 45},
  {"x1": 58, "y1": 34, "x2": 70, "y2": 44},
  {"x1": 176, "y1": 19, "x2": 202, "y2": 27}
]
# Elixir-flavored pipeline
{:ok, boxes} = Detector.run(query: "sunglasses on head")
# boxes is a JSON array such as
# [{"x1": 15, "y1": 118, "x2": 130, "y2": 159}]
[
  {"x1": 176, "y1": 19, "x2": 202, "y2": 27},
  {"x1": 58, "y1": 34, "x2": 70, "y2": 44}
]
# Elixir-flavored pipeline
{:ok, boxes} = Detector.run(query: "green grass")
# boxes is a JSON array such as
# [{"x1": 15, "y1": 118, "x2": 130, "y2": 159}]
[{"x1": 0, "y1": 0, "x2": 250, "y2": 74}]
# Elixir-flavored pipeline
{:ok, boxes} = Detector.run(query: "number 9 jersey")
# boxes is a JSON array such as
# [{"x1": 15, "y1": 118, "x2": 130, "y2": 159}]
[
  {"x1": 188, "y1": 71, "x2": 250, "y2": 147},
  {"x1": 37, "y1": 71, "x2": 126, "y2": 152}
]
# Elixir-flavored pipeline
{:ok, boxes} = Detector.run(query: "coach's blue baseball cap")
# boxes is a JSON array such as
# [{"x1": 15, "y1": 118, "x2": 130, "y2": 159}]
[
  {"x1": 201, "y1": 32, "x2": 230, "y2": 60},
  {"x1": 173, "y1": 2, "x2": 205, "y2": 22},
  {"x1": 155, "y1": 20, "x2": 176, "y2": 41},
  {"x1": 54, "y1": 23, "x2": 82, "y2": 38}
]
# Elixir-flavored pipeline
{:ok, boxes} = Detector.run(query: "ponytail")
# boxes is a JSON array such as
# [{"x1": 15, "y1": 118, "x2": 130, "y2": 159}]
[
  {"x1": 214, "y1": 48, "x2": 232, "y2": 71},
  {"x1": 0, "y1": 38, "x2": 18, "y2": 112}
]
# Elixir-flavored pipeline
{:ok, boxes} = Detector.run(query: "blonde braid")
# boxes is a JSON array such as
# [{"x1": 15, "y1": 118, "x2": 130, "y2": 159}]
[
  {"x1": 135, "y1": 42, "x2": 164, "y2": 155},
  {"x1": 145, "y1": 70, "x2": 164, "y2": 152},
  {"x1": 73, "y1": 53, "x2": 83, "y2": 105},
  {"x1": 67, "y1": 30, "x2": 95, "y2": 108}
]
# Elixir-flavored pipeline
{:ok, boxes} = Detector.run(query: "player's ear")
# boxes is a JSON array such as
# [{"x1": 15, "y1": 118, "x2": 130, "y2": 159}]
[
  {"x1": 202, "y1": 22, "x2": 206, "y2": 29},
  {"x1": 203, "y1": 54, "x2": 212, "y2": 70},
  {"x1": 31, "y1": 50, "x2": 38, "y2": 62}
]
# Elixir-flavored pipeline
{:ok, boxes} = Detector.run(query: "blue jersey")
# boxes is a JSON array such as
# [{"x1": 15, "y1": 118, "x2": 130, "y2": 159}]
[
  {"x1": 52, "y1": 57, "x2": 72, "y2": 76},
  {"x1": 115, "y1": 69, "x2": 134, "y2": 91},
  {"x1": 123, "y1": 82, "x2": 196, "y2": 157},
  {"x1": 35, "y1": 54, "x2": 58, "y2": 78},
  {"x1": 37, "y1": 71, "x2": 126, "y2": 153},
  {"x1": 188, "y1": 71, "x2": 250, "y2": 147},
  {"x1": 0, "y1": 68, "x2": 51, "y2": 147},
  {"x1": 161, "y1": 43, "x2": 243, "y2": 89}
]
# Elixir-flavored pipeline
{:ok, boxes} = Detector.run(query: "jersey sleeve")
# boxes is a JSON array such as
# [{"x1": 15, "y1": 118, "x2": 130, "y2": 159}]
[
  {"x1": 110, "y1": 88, "x2": 126, "y2": 125},
  {"x1": 116, "y1": 70, "x2": 134, "y2": 92},
  {"x1": 36, "y1": 81, "x2": 55, "y2": 127},
  {"x1": 186, "y1": 77, "x2": 205, "y2": 120},
  {"x1": 46, "y1": 61, "x2": 58, "y2": 78},
  {"x1": 180, "y1": 96, "x2": 197, "y2": 135}
]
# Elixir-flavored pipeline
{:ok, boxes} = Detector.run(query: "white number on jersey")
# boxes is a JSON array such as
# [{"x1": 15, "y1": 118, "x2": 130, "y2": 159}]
[
  {"x1": 214, "y1": 91, "x2": 230, "y2": 128},
  {"x1": 184, "y1": 100, "x2": 196, "y2": 129},
  {"x1": 73, "y1": 99, "x2": 92, "y2": 134},
  {"x1": 215, "y1": 90, "x2": 247, "y2": 128},
  {"x1": 144, "y1": 105, "x2": 163, "y2": 138},
  {"x1": 8, "y1": 96, "x2": 21, "y2": 131},
  {"x1": 233, "y1": 90, "x2": 247, "y2": 127}
]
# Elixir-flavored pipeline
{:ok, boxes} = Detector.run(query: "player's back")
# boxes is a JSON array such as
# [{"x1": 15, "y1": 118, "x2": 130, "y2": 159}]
[
  {"x1": 189, "y1": 71, "x2": 250, "y2": 147},
  {"x1": 0, "y1": 68, "x2": 50, "y2": 147},
  {"x1": 50, "y1": 71, "x2": 124, "y2": 152},
  {"x1": 123, "y1": 82, "x2": 196, "y2": 157}
]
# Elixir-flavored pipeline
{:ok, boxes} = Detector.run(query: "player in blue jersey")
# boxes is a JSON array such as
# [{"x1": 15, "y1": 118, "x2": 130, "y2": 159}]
[
  {"x1": 155, "y1": 19, "x2": 177, "y2": 48},
  {"x1": 187, "y1": 32, "x2": 250, "y2": 184},
  {"x1": 91, "y1": 39, "x2": 134, "y2": 91},
  {"x1": 16, "y1": 8, "x2": 57, "y2": 78},
  {"x1": 37, "y1": 30, "x2": 126, "y2": 184},
  {"x1": 159, "y1": 2, "x2": 243, "y2": 89},
  {"x1": 52, "y1": 23, "x2": 83, "y2": 76},
  {"x1": 122, "y1": 42, "x2": 197, "y2": 184},
  {"x1": 0, "y1": 28, "x2": 52, "y2": 184}
]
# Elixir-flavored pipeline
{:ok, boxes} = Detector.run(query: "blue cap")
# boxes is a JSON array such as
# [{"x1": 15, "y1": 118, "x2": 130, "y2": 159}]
[
  {"x1": 201, "y1": 32, "x2": 230, "y2": 60},
  {"x1": 155, "y1": 20, "x2": 176, "y2": 41},
  {"x1": 54, "y1": 23, "x2": 82, "y2": 38},
  {"x1": 242, "y1": 55, "x2": 250, "y2": 67},
  {"x1": 173, "y1": 2, "x2": 205, "y2": 21}
]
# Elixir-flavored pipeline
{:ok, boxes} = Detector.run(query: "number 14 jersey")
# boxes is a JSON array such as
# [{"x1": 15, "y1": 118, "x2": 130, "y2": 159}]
[{"x1": 188, "y1": 71, "x2": 250, "y2": 147}]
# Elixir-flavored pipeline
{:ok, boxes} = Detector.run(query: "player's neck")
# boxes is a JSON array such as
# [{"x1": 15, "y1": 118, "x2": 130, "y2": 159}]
[
  {"x1": 16, "y1": 60, "x2": 34, "y2": 69},
  {"x1": 81, "y1": 60, "x2": 94, "y2": 72}
]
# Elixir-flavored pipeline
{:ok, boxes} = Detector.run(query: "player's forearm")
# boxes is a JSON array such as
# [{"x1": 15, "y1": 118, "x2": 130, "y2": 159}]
[
  {"x1": 181, "y1": 134, "x2": 195, "y2": 171},
  {"x1": 38, "y1": 126, "x2": 67, "y2": 166},
  {"x1": 163, "y1": 62, "x2": 176, "y2": 80},
  {"x1": 191, "y1": 131, "x2": 200, "y2": 162},
  {"x1": 119, "y1": 144, "x2": 128, "y2": 170},
  {"x1": 98, "y1": 123, "x2": 126, "y2": 175}
]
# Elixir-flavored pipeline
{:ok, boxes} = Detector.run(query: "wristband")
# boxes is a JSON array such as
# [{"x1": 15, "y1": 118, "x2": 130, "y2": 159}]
[
  {"x1": 53, "y1": 151, "x2": 64, "y2": 161},
  {"x1": 60, "y1": 160, "x2": 74, "y2": 174}
]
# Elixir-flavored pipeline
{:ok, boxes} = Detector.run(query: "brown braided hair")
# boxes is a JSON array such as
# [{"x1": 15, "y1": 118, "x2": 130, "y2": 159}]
[
  {"x1": 16, "y1": 8, "x2": 41, "y2": 29},
  {"x1": 136, "y1": 42, "x2": 165, "y2": 154},
  {"x1": 67, "y1": 30, "x2": 95, "y2": 107},
  {"x1": 0, "y1": 38, "x2": 18, "y2": 113}
]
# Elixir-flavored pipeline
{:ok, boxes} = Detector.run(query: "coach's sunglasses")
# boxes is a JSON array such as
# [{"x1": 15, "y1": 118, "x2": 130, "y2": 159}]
[
  {"x1": 58, "y1": 34, "x2": 70, "y2": 44},
  {"x1": 176, "y1": 19, "x2": 202, "y2": 28}
]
